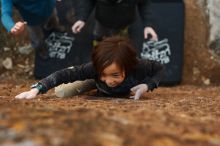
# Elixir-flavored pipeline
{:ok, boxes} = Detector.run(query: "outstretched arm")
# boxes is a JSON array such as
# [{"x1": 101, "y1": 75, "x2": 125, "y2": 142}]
[{"x1": 15, "y1": 63, "x2": 96, "y2": 99}]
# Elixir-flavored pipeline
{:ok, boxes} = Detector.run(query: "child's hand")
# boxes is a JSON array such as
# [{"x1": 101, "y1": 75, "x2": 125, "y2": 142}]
[
  {"x1": 72, "y1": 20, "x2": 85, "y2": 34},
  {"x1": 144, "y1": 27, "x2": 158, "y2": 41},
  {"x1": 10, "y1": 21, "x2": 27, "y2": 35},
  {"x1": 130, "y1": 84, "x2": 148, "y2": 100},
  {"x1": 15, "y1": 88, "x2": 39, "y2": 99}
]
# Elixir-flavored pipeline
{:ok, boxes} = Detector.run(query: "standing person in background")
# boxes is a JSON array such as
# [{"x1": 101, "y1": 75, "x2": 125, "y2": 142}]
[
  {"x1": 72, "y1": 0, "x2": 158, "y2": 41},
  {"x1": 1, "y1": 0, "x2": 64, "y2": 59}
]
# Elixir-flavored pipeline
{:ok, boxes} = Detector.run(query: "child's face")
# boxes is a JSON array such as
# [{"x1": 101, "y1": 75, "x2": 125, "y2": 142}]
[{"x1": 100, "y1": 62, "x2": 125, "y2": 87}]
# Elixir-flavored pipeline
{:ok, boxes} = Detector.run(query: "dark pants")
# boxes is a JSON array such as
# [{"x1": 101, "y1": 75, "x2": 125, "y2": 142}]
[
  {"x1": 27, "y1": 8, "x2": 63, "y2": 58},
  {"x1": 93, "y1": 20, "x2": 128, "y2": 41}
]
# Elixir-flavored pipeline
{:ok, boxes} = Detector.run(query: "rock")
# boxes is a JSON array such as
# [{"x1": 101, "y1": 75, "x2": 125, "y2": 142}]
[
  {"x1": 197, "y1": 0, "x2": 220, "y2": 56},
  {"x1": 18, "y1": 44, "x2": 32, "y2": 55},
  {"x1": 2, "y1": 58, "x2": 13, "y2": 70},
  {"x1": 3, "y1": 47, "x2": 11, "y2": 52},
  {"x1": 29, "y1": 71, "x2": 33, "y2": 76},
  {"x1": 210, "y1": 38, "x2": 220, "y2": 56},
  {"x1": 193, "y1": 67, "x2": 200, "y2": 75},
  {"x1": 202, "y1": 77, "x2": 211, "y2": 85}
]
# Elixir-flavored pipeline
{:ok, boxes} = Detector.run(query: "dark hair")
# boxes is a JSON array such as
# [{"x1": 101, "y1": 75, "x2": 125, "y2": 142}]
[{"x1": 92, "y1": 36, "x2": 138, "y2": 75}]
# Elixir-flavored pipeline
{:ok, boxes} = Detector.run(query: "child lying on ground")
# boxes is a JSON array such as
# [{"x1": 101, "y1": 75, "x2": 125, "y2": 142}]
[{"x1": 15, "y1": 36, "x2": 164, "y2": 100}]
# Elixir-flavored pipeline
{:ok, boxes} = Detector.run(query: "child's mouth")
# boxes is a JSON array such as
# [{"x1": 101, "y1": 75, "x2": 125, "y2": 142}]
[{"x1": 107, "y1": 84, "x2": 117, "y2": 88}]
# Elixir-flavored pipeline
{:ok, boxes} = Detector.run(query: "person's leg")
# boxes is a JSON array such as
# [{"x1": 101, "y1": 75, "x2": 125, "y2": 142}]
[
  {"x1": 93, "y1": 20, "x2": 115, "y2": 41},
  {"x1": 44, "y1": 8, "x2": 65, "y2": 32},
  {"x1": 93, "y1": 21, "x2": 128, "y2": 41},
  {"x1": 93, "y1": 20, "x2": 118, "y2": 46},
  {"x1": 27, "y1": 25, "x2": 49, "y2": 59},
  {"x1": 54, "y1": 79, "x2": 96, "y2": 98}
]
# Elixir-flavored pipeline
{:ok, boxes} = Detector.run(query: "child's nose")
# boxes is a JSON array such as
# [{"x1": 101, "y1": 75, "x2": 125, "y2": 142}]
[
  {"x1": 105, "y1": 78, "x2": 113, "y2": 85},
  {"x1": 101, "y1": 77, "x2": 113, "y2": 85}
]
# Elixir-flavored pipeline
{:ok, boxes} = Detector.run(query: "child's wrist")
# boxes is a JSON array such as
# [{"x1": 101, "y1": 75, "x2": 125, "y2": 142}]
[{"x1": 30, "y1": 83, "x2": 47, "y2": 94}]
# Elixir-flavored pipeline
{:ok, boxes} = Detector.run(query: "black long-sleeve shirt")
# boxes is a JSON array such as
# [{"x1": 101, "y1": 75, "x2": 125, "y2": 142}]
[
  {"x1": 39, "y1": 59, "x2": 164, "y2": 96},
  {"x1": 76, "y1": 0, "x2": 153, "y2": 29}
]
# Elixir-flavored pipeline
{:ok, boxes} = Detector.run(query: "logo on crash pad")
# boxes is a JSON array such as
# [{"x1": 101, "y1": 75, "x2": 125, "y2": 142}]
[
  {"x1": 141, "y1": 38, "x2": 171, "y2": 64},
  {"x1": 45, "y1": 32, "x2": 75, "y2": 59}
]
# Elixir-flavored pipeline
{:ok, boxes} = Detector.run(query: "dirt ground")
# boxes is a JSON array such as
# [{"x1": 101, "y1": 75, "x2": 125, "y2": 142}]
[{"x1": 0, "y1": 80, "x2": 220, "y2": 146}]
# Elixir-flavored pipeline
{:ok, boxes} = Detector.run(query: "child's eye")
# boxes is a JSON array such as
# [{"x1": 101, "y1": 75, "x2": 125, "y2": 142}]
[{"x1": 112, "y1": 74, "x2": 119, "y2": 77}]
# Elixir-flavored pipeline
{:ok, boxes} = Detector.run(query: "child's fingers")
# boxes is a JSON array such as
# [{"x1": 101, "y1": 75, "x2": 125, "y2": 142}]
[
  {"x1": 134, "y1": 89, "x2": 142, "y2": 100},
  {"x1": 15, "y1": 92, "x2": 27, "y2": 99},
  {"x1": 26, "y1": 94, "x2": 36, "y2": 99},
  {"x1": 15, "y1": 94, "x2": 21, "y2": 99},
  {"x1": 26, "y1": 91, "x2": 38, "y2": 99},
  {"x1": 130, "y1": 86, "x2": 137, "y2": 92},
  {"x1": 15, "y1": 92, "x2": 36, "y2": 99},
  {"x1": 130, "y1": 85, "x2": 140, "y2": 92},
  {"x1": 130, "y1": 88, "x2": 142, "y2": 100}
]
